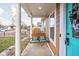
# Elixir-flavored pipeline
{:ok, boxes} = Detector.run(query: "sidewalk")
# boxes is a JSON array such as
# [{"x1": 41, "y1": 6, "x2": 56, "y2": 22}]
[{"x1": 0, "y1": 45, "x2": 15, "y2": 56}]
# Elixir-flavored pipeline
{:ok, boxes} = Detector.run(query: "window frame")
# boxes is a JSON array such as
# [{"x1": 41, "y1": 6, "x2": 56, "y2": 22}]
[{"x1": 49, "y1": 10, "x2": 56, "y2": 47}]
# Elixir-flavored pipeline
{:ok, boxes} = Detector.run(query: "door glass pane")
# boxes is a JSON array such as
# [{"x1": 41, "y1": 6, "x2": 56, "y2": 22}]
[{"x1": 71, "y1": 4, "x2": 79, "y2": 38}]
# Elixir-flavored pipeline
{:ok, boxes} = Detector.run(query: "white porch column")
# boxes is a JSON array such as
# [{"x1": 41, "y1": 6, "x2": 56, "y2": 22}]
[
  {"x1": 30, "y1": 17, "x2": 32, "y2": 41},
  {"x1": 15, "y1": 3, "x2": 21, "y2": 56}
]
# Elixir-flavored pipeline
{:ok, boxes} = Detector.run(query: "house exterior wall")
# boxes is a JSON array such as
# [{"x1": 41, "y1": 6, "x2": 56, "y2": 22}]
[
  {"x1": 45, "y1": 18, "x2": 50, "y2": 39},
  {"x1": 48, "y1": 3, "x2": 60, "y2": 56}
]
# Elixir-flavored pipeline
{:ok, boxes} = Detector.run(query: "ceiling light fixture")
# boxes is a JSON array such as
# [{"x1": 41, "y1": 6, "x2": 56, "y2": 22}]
[{"x1": 38, "y1": 6, "x2": 42, "y2": 10}]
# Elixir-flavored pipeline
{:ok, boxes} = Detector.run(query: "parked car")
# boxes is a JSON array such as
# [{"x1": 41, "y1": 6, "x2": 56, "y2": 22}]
[{"x1": 0, "y1": 29, "x2": 7, "y2": 32}]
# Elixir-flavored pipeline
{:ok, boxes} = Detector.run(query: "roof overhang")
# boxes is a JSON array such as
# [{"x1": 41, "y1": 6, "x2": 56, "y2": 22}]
[{"x1": 21, "y1": 3, "x2": 56, "y2": 18}]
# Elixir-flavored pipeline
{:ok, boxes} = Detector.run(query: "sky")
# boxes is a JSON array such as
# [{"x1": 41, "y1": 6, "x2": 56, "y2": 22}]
[
  {"x1": 0, "y1": 3, "x2": 15, "y2": 25},
  {"x1": 0, "y1": 3, "x2": 41, "y2": 26}
]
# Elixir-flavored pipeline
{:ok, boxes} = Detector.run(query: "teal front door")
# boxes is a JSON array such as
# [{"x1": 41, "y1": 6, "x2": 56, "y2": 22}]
[{"x1": 66, "y1": 3, "x2": 79, "y2": 56}]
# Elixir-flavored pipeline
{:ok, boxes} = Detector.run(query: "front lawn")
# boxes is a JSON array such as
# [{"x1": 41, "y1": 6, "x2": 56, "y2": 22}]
[{"x1": 0, "y1": 37, "x2": 15, "y2": 52}]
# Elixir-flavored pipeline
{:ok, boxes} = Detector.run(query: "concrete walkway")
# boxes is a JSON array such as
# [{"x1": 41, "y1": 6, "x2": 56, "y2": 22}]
[
  {"x1": 0, "y1": 45, "x2": 15, "y2": 56},
  {"x1": 21, "y1": 42, "x2": 52, "y2": 56}
]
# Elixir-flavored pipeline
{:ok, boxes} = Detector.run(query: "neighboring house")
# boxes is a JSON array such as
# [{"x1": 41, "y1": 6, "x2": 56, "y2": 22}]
[{"x1": 7, "y1": 25, "x2": 15, "y2": 30}]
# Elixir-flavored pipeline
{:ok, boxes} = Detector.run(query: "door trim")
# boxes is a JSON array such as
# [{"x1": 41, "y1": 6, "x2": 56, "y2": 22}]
[{"x1": 59, "y1": 3, "x2": 66, "y2": 56}]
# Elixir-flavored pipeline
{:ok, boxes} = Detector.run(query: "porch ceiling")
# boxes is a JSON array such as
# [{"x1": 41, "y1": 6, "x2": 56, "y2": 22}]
[{"x1": 21, "y1": 3, "x2": 56, "y2": 17}]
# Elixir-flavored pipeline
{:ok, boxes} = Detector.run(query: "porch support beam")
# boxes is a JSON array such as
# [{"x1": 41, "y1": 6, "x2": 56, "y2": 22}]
[
  {"x1": 15, "y1": 3, "x2": 21, "y2": 56},
  {"x1": 30, "y1": 17, "x2": 33, "y2": 41}
]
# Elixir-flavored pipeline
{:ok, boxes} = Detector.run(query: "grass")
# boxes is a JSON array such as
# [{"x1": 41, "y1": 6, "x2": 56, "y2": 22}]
[
  {"x1": 0, "y1": 36, "x2": 29, "y2": 55},
  {"x1": 0, "y1": 37, "x2": 15, "y2": 52}
]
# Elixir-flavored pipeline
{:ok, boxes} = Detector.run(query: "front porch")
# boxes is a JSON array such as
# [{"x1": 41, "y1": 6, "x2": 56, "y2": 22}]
[{"x1": 15, "y1": 3, "x2": 56, "y2": 56}]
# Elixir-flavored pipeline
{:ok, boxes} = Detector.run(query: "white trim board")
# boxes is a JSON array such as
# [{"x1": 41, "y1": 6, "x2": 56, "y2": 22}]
[{"x1": 59, "y1": 3, "x2": 66, "y2": 56}]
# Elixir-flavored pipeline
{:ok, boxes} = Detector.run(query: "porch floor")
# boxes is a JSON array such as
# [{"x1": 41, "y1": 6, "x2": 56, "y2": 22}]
[{"x1": 21, "y1": 42, "x2": 53, "y2": 56}]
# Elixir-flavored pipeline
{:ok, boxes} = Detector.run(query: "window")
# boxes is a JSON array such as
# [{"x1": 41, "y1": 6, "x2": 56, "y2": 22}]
[{"x1": 50, "y1": 13, "x2": 55, "y2": 40}]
